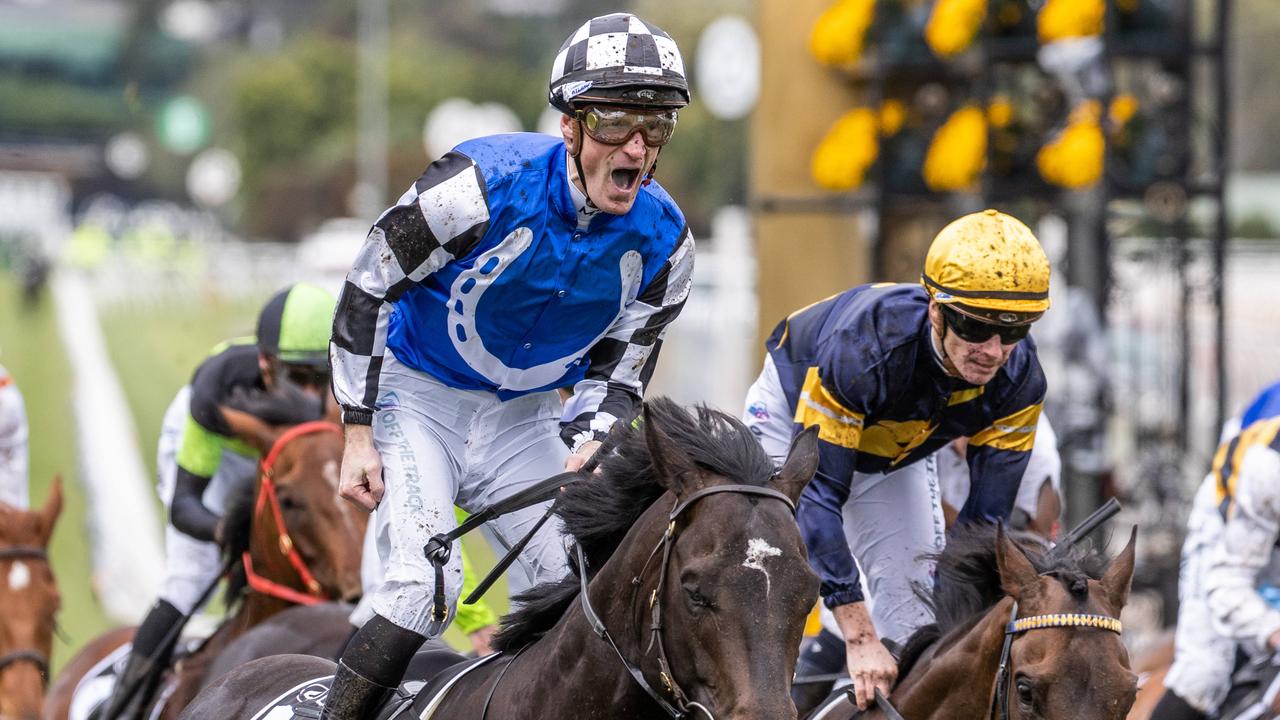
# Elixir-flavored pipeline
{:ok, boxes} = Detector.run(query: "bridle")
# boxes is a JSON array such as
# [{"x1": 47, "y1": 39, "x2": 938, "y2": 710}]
[
  {"x1": 0, "y1": 546, "x2": 52, "y2": 687},
  {"x1": 242, "y1": 421, "x2": 341, "y2": 606},
  {"x1": 987, "y1": 600, "x2": 1123, "y2": 720},
  {"x1": 578, "y1": 483, "x2": 797, "y2": 720}
]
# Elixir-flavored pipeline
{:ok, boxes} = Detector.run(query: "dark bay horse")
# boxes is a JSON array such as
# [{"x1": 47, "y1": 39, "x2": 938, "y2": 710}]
[
  {"x1": 183, "y1": 399, "x2": 823, "y2": 719},
  {"x1": 44, "y1": 412, "x2": 366, "y2": 720},
  {"x1": 0, "y1": 480, "x2": 63, "y2": 720},
  {"x1": 806, "y1": 524, "x2": 1139, "y2": 720},
  {"x1": 200, "y1": 602, "x2": 357, "y2": 690}
]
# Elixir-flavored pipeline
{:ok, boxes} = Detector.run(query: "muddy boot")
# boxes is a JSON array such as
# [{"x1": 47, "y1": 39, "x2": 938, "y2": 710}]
[
  {"x1": 317, "y1": 661, "x2": 396, "y2": 720},
  {"x1": 318, "y1": 614, "x2": 425, "y2": 720},
  {"x1": 95, "y1": 600, "x2": 184, "y2": 720}
]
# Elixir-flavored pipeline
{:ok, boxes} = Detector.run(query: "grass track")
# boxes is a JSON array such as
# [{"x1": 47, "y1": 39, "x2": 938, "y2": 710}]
[
  {"x1": 0, "y1": 273, "x2": 110, "y2": 672},
  {"x1": 0, "y1": 274, "x2": 509, "y2": 674},
  {"x1": 96, "y1": 289, "x2": 507, "y2": 651}
]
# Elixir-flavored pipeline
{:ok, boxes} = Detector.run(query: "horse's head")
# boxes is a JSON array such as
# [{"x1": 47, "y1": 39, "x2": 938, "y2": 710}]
[
  {"x1": 637, "y1": 402, "x2": 821, "y2": 719},
  {"x1": 222, "y1": 409, "x2": 366, "y2": 604},
  {"x1": 0, "y1": 480, "x2": 62, "y2": 720},
  {"x1": 995, "y1": 525, "x2": 1138, "y2": 720}
]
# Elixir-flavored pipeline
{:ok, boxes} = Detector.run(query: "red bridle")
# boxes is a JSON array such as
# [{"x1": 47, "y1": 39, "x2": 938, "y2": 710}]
[{"x1": 242, "y1": 421, "x2": 342, "y2": 606}]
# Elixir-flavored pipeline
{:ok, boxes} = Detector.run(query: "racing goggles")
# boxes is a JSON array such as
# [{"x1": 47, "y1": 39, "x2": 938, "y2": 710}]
[
  {"x1": 941, "y1": 304, "x2": 1032, "y2": 345},
  {"x1": 579, "y1": 107, "x2": 678, "y2": 147}
]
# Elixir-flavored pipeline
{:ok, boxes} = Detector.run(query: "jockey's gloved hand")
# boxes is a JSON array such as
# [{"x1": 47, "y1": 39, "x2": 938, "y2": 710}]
[{"x1": 224, "y1": 383, "x2": 324, "y2": 426}]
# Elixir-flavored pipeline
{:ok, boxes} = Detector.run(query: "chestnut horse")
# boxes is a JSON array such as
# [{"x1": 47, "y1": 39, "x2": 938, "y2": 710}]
[
  {"x1": 1125, "y1": 637, "x2": 1280, "y2": 720},
  {"x1": 183, "y1": 399, "x2": 823, "y2": 719},
  {"x1": 43, "y1": 413, "x2": 365, "y2": 720},
  {"x1": 0, "y1": 481, "x2": 63, "y2": 720},
  {"x1": 806, "y1": 524, "x2": 1139, "y2": 720}
]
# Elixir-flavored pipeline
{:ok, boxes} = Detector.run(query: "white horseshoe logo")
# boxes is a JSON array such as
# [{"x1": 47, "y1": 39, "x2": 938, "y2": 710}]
[{"x1": 448, "y1": 227, "x2": 643, "y2": 391}]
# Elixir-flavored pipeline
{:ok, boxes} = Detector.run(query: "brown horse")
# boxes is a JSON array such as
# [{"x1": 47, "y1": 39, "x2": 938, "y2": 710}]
[
  {"x1": 183, "y1": 399, "x2": 823, "y2": 720},
  {"x1": 0, "y1": 481, "x2": 63, "y2": 720},
  {"x1": 805, "y1": 524, "x2": 1139, "y2": 720},
  {"x1": 1125, "y1": 636, "x2": 1280, "y2": 720},
  {"x1": 43, "y1": 413, "x2": 365, "y2": 720}
]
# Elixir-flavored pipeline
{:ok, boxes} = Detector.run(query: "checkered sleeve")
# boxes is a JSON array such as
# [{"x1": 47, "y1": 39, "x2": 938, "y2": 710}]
[
  {"x1": 560, "y1": 228, "x2": 694, "y2": 451},
  {"x1": 330, "y1": 152, "x2": 491, "y2": 425}
]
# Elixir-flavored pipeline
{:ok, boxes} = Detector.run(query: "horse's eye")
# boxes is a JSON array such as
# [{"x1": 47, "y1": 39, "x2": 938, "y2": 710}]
[
  {"x1": 1015, "y1": 676, "x2": 1036, "y2": 711},
  {"x1": 683, "y1": 585, "x2": 712, "y2": 609},
  {"x1": 279, "y1": 495, "x2": 303, "y2": 511}
]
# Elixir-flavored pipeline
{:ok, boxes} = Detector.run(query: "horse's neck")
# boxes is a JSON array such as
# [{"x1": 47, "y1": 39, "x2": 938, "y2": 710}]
[
  {"x1": 482, "y1": 513, "x2": 673, "y2": 718},
  {"x1": 240, "y1": 589, "x2": 296, "y2": 627},
  {"x1": 894, "y1": 597, "x2": 1015, "y2": 720}
]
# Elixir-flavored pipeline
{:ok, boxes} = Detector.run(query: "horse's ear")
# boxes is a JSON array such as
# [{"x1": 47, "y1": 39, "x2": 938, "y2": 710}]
[
  {"x1": 219, "y1": 406, "x2": 282, "y2": 457},
  {"x1": 770, "y1": 426, "x2": 819, "y2": 504},
  {"x1": 36, "y1": 476, "x2": 63, "y2": 546},
  {"x1": 643, "y1": 403, "x2": 697, "y2": 493},
  {"x1": 1099, "y1": 526, "x2": 1137, "y2": 614},
  {"x1": 996, "y1": 522, "x2": 1040, "y2": 601}
]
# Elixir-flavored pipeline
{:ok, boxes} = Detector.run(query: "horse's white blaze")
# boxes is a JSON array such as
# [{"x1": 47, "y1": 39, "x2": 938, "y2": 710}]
[
  {"x1": 322, "y1": 460, "x2": 340, "y2": 490},
  {"x1": 8, "y1": 560, "x2": 30, "y2": 590},
  {"x1": 742, "y1": 538, "x2": 782, "y2": 595}
]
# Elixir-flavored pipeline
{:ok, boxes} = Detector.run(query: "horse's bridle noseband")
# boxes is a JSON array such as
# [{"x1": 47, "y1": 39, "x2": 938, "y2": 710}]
[
  {"x1": 988, "y1": 601, "x2": 1123, "y2": 720},
  {"x1": 578, "y1": 483, "x2": 797, "y2": 720},
  {"x1": 242, "y1": 421, "x2": 342, "y2": 606},
  {"x1": 0, "y1": 546, "x2": 52, "y2": 687}
]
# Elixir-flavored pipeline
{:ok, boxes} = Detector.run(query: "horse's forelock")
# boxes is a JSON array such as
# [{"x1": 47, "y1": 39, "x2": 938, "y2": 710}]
[{"x1": 914, "y1": 524, "x2": 1112, "y2": 642}]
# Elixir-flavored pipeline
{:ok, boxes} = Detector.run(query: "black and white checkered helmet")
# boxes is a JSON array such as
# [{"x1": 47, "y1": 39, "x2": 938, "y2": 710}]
[{"x1": 548, "y1": 13, "x2": 689, "y2": 113}]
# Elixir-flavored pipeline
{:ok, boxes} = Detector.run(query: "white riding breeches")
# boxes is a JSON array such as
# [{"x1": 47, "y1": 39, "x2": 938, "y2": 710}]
[
  {"x1": 743, "y1": 355, "x2": 946, "y2": 644},
  {"x1": 1164, "y1": 476, "x2": 1238, "y2": 714},
  {"x1": 155, "y1": 385, "x2": 257, "y2": 614},
  {"x1": 937, "y1": 413, "x2": 1061, "y2": 521},
  {"x1": 357, "y1": 353, "x2": 570, "y2": 637},
  {"x1": 0, "y1": 365, "x2": 29, "y2": 509}
]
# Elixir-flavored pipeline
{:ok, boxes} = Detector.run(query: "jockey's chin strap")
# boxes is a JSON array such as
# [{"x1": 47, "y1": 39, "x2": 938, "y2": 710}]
[
  {"x1": 988, "y1": 601, "x2": 1123, "y2": 720},
  {"x1": 243, "y1": 421, "x2": 341, "y2": 606},
  {"x1": 0, "y1": 546, "x2": 51, "y2": 687}
]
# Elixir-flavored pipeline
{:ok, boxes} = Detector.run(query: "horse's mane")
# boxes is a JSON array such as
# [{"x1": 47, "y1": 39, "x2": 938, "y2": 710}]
[
  {"x1": 220, "y1": 473, "x2": 258, "y2": 607},
  {"x1": 895, "y1": 523, "x2": 1111, "y2": 682},
  {"x1": 492, "y1": 398, "x2": 777, "y2": 652}
]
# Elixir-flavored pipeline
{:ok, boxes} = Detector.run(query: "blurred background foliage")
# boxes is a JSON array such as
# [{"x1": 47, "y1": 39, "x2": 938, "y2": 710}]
[{"x1": 0, "y1": 0, "x2": 754, "y2": 240}]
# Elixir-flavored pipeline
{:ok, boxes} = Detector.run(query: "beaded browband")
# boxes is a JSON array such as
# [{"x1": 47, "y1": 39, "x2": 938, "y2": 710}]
[{"x1": 1006, "y1": 613, "x2": 1122, "y2": 635}]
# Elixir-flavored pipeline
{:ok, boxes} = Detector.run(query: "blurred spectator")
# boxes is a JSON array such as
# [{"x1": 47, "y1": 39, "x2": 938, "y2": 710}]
[{"x1": 0, "y1": 363, "x2": 29, "y2": 509}]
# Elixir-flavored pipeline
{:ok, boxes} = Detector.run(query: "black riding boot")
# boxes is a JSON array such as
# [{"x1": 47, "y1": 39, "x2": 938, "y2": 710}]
[
  {"x1": 1149, "y1": 689, "x2": 1209, "y2": 720},
  {"x1": 96, "y1": 599, "x2": 185, "y2": 720},
  {"x1": 319, "y1": 614, "x2": 425, "y2": 720},
  {"x1": 318, "y1": 661, "x2": 397, "y2": 720}
]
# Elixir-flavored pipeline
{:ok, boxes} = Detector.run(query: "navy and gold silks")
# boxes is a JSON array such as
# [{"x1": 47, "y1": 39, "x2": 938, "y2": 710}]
[
  {"x1": 1212, "y1": 416, "x2": 1280, "y2": 521},
  {"x1": 764, "y1": 283, "x2": 1047, "y2": 606}
]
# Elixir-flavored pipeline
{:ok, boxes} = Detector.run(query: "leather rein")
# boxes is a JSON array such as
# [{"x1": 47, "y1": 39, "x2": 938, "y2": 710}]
[
  {"x1": 242, "y1": 421, "x2": 341, "y2": 606},
  {"x1": 576, "y1": 483, "x2": 797, "y2": 720},
  {"x1": 0, "y1": 546, "x2": 52, "y2": 686}
]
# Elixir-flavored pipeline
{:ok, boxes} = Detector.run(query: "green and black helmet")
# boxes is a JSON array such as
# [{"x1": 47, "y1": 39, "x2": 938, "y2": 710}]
[{"x1": 256, "y1": 283, "x2": 336, "y2": 367}]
